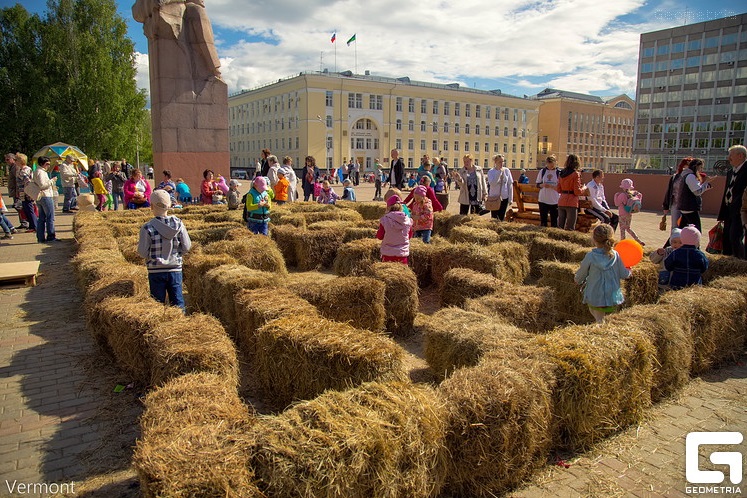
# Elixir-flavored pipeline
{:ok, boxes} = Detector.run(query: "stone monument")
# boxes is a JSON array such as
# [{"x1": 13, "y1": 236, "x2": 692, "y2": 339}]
[{"x1": 133, "y1": 0, "x2": 229, "y2": 197}]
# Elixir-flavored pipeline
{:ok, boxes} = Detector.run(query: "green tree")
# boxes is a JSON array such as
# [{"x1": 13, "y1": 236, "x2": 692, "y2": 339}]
[{"x1": 0, "y1": 0, "x2": 149, "y2": 161}]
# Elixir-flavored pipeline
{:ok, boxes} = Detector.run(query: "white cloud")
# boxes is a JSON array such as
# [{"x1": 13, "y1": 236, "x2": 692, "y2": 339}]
[
  {"x1": 140, "y1": 0, "x2": 694, "y2": 98},
  {"x1": 134, "y1": 52, "x2": 150, "y2": 100}
]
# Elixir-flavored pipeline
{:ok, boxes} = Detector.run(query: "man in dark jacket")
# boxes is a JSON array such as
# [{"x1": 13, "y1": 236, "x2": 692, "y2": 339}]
[
  {"x1": 718, "y1": 145, "x2": 747, "y2": 259},
  {"x1": 389, "y1": 149, "x2": 405, "y2": 190}
]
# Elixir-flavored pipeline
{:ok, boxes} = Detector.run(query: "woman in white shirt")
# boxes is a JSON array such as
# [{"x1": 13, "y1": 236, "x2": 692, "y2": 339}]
[
  {"x1": 536, "y1": 155, "x2": 560, "y2": 227},
  {"x1": 31, "y1": 156, "x2": 58, "y2": 242},
  {"x1": 280, "y1": 156, "x2": 298, "y2": 201},
  {"x1": 486, "y1": 154, "x2": 514, "y2": 221}
]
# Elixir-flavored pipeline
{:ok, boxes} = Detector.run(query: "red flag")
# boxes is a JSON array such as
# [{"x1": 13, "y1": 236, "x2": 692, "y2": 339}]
[{"x1": 331, "y1": 33, "x2": 336, "y2": 43}]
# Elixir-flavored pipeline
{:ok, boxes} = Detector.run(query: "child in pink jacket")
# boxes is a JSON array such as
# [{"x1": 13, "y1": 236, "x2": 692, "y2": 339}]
[{"x1": 376, "y1": 195, "x2": 413, "y2": 264}]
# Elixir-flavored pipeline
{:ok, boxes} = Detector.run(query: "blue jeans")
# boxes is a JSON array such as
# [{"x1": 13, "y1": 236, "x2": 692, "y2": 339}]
[
  {"x1": 63, "y1": 187, "x2": 77, "y2": 211},
  {"x1": 148, "y1": 271, "x2": 185, "y2": 311},
  {"x1": 36, "y1": 196, "x2": 55, "y2": 242},
  {"x1": 247, "y1": 220, "x2": 269, "y2": 235},
  {"x1": 22, "y1": 199, "x2": 37, "y2": 229},
  {"x1": 414, "y1": 229, "x2": 432, "y2": 244},
  {"x1": 112, "y1": 191, "x2": 124, "y2": 211},
  {"x1": 0, "y1": 212, "x2": 15, "y2": 233}
]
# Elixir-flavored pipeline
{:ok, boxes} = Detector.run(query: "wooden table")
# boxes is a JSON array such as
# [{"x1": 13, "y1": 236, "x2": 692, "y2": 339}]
[{"x1": 0, "y1": 261, "x2": 41, "y2": 286}]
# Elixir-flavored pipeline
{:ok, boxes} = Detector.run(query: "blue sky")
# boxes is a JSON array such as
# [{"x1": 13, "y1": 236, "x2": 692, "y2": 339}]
[{"x1": 4, "y1": 0, "x2": 745, "y2": 99}]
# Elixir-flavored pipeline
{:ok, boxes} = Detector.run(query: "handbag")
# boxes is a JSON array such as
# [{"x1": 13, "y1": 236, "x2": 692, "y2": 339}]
[
  {"x1": 484, "y1": 197, "x2": 503, "y2": 211},
  {"x1": 24, "y1": 180, "x2": 41, "y2": 201},
  {"x1": 706, "y1": 221, "x2": 724, "y2": 254},
  {"x1": 659, "y1": 215, "x2": 667, "y2": 231}
]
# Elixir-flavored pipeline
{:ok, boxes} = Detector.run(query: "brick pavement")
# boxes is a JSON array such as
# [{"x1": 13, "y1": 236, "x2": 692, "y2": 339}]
[{"x1": 0, "y1": 184, "x2": 744, "y2": 497}]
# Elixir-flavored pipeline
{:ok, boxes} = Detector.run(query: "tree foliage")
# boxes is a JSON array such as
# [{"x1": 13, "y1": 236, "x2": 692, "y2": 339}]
[{"x1": 0, "y1": 0, "x2": 150, "y2": 162}]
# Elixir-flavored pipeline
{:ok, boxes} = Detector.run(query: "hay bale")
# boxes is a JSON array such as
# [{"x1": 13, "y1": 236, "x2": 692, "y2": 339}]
[
  {"x1": 93, "y1": 296, "x2": 185, "y2": 385},
  {"x1": 366, "y1": 262, "x2": 419, "y2": 336},
  {"x1": 537, "y1": 261, "x2": 591, "y2": 324},
  {"x1": 203, "y1": 237, "x2": 287, "y2": 274},
  {"x1": 303, "y1": 208, "x2": 363, "y2": 225},
  {"x1": 254, "y1": 316, "x2": 407, "y2": 408},
  {"x1": 203, "y1": 210, "x2": 243, "y2": 223},
  {"x1": 354, "y1": 201, "x2": 387, "y2": 220},
  {"x1": 533, "y1": 324, "x2": 654, "y2": 451},
  {"x1": 432, "y1": 212, "x2": 478, "y2": 238},
  {"x1": 71, "y1": 249, "x2": 126, "y2": 289},
  {"x1": 462, "y1": 217, "x2": 504, "y2": 234},
  {"x1": 464, "y1": 283, "x2": 557, "y2": 333},
  {"x1": 84, "y1": 263, "x2": 149, "y2": 311},
  {"x1": 623, "y1": 260, "x2": 660, "y2": 306},
  {"x1": 420, "y1": 308, "x2": 531, "y2": 380},
  {"x1": 146, "y1": 313, "x2": 240, "y2": 388},
  {"x1": 660, "y1": 286, "x2": 746, "y2": 374},
  {"x1": 488, "y1": 241, "x2": 530, "y2": 284},
  {"x1": 269, "y1": 223, "x2": 299, "y2": 266},
  {"x1": 342, "y1": 226, "x2": 377, "y2": 243},
  {"x1": 333, "y1": 238, "x2": 381, "y2": 276},
  {"x1": 430, "y1": 242, "x2": 504, "y2": 288},
  {"x1": 448, "y1": 226, "x2": 500, "y2": 245},
  {"x1": 109, "y1": 222, "x2": 142, "y2": 238},
  {"x1": 284, "y1": 202, "x2": 333, "y2": 213},
  {"x1": 249, "y1": 381, "x2": 447, "y2": 498},
  {"x1": 293, "y1": 228, "x2": 347, "y2": 271},
  {"x1": 290, "y1": 276, "x2": 386, "y2": 331},
  {"x1": 271, "y1": 211, "x2": 306, "y2": 228},
  {"x1": 606, "y1": 304, "x2": 692, "y2": 401},
  {"x1": 134, "y1": 372, "x2": 259, "y2": 498},
  {"x1": 540, "y1": 226, "x2": 595, "y2": 246},
  {"x1": 708, "y1": 275, "x2": 747, "y2": 303},
  {"x1": 117, "y1": 234, "x2": 144, "y2": 264},
  {"x1": 438, "y1": 356, "x2": 555, "y2": 496},
  {"x1": 528, "y1": 237, "x2": 587, "y2": 278},
  {"x1": 188, "y1": 223, "x2": 243, "y2": 244},
  {"x1": 703, "y1": 253, "x2": 747, "y2": 282},
  {"x1": 441, "y1": 268, "x2": 501, "y2": 307},
  {"x1": 234, "y1": 288, "x2": 319, "y2": 356},
  {"x1": 202, "y1": 265, "x2": 282, "y2": 336},
  {"x1": 223, "y1": 226, "x2": 254, "y2": 240},
  {"x1": 77, "y1": 234, "x2": 120, "y2": 253},
  {"x1": 497, "y1": 229, "x2": 538, "y2": 245},
  {"x1": 182, "y1": 252, "x2": 238, "y2": 312},
  {"x1": 408, "y1": 238, "x2": 440, "y2": 287},
  {"x1": 307, "y1": 220, "x2": 356, "y2": 231}
]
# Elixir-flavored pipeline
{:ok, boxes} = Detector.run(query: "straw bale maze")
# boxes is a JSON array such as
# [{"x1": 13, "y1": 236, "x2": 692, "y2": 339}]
[{"x1": 72, "y1": 202, "x2": 747, "y2": 497}]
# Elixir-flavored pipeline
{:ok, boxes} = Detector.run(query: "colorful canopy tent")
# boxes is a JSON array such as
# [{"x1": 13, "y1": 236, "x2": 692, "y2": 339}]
[{"x1": 31, "y1": 142, "x2": 89, "y2": 171}]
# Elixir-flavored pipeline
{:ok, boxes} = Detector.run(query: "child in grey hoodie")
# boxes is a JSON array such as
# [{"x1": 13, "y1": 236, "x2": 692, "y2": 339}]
[{"x1": 137, "y1": 190, "x2": 192, "y2": 310}]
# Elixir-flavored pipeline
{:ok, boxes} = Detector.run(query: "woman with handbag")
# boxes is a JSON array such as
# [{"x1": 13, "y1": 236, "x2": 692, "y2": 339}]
[
  {"x1": 452, "y1": 154, "x2": 488, "y2": 216},
  {"x1": 486, "y1": 154, "x2": 513, "y2": 221},
  {"x1": 30, "y1": 156, "x2": 58, "y2": 242},
  {"x1": 124, "y1": 169, "x2": 152, "y2": 209}
]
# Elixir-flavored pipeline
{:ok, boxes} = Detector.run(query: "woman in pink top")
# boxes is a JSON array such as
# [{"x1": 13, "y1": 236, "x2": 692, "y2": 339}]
[{"x1": 555, "y1": 154, "x2": 588, "y2": 230}]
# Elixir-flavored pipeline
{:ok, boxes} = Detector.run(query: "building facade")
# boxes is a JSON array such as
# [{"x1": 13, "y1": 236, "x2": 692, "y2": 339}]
[
  {"x1": 633, "y1": 14, "x2": 747, "y2": 171},
  {"x1": 534, "y1": 88, "x2": 635, "y2": 172},
  {"x1": 228, "y1": 71, "x2": 541, "y2": 176}
]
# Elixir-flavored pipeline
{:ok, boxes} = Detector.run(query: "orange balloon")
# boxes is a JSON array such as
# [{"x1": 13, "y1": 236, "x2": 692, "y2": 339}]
[{"x1": 615, "y1": 239, "x2": 643, "y2": 268}]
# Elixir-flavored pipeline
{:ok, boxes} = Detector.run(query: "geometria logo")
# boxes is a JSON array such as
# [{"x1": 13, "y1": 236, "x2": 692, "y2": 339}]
[{"x1": 685, "y1": 432, "x2": 743, "y2": 495}]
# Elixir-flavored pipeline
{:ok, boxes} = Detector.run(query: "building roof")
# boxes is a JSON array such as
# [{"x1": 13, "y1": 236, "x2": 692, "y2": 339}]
[
  {"x1": 230, "y1": 70, "x2": 533, "y2": 101},
  {"x1": 533, "y1": 88, "x2": 605, "y2": 103}
]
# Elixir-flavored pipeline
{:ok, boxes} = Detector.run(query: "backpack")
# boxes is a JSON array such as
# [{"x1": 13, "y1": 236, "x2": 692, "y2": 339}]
[
  {"x1": 625, "y1": 193, "x2": 642, "y2": 213},
  {"x1": 241, "y1": 192, "x2": 249, "y2": 222}
]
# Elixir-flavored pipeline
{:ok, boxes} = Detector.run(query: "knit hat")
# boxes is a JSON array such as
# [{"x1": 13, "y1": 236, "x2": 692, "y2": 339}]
[
  {"x1": 670, "y1": 228, "x2": 682, "y2": 241},
  {"x1": 620, "y1": 178, "x2": 634, "y2": 190},
  {"x1": 413, "y1": 185, "x2": 427, "y2": 197},
  {"x1": 680, "y1": 225, "x2": 701, "y2": 246},
  {"x1": 253, "y1": 176, "x2": 267, "y2": 193},
  {"x1": 386, "y1": 195, "x2": 402, "y2": 207},
  {"x1": 151, "y1": 189, "x2": 171, "y2": 217}
]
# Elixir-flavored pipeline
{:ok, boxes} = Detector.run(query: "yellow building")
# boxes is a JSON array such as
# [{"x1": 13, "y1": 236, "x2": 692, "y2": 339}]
[
  {"x1": 534, "y1": 89, "x2": 635, "y2": 172},
  {"x1": 228, "y1": 71, "x2": 541, "y2": 175}
]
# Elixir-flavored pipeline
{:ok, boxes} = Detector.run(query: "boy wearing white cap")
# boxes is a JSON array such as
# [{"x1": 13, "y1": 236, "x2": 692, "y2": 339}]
[
  {"x1": 227, "y1": 179, "x2": 242, "y2": 210},
  {"x1": 137, "y1": 190, "x2": 192, "y2": 310}
]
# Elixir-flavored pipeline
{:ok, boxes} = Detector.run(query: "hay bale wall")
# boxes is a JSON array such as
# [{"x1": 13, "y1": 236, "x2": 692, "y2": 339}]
[
  {"x1": 703, "y1": 254, "x2": 747, "y2": 283},
  {"x1": 438, "y1": 357, "x2": 555, "y2": 497},
  {"x1": 203, "y1": 237, "x2": 287, "y2": 275},
  {"x1": 448, "y1": 226, "x2": 500, "y2": 245},
  {"x1": 333, "y1": 238, "x2": 381, "y2": 276},
  {"x1": 623, "y1": 260, "x2": 660, "y2": 306},
  {"x1": 182, "y1": 252, "x2": 238, "y2": 313},
  {"x1": 421, "y1": 308, "x2": 531, "y2": 380},
  {"x1": 528, "y1": 237, "x2": 587, "y2": 278},
  {"x1": 254, "y1": 316, "x2": 407, "y2": 408},
  {"x1": 537, "y1": 261, "x2": 591, "y2": 325},
  {"x1": 430, "y1": 243, "x2": 504, "y2": 288},
  {"x1": 441, "y1": 268, "x2": 501, "y2": 307},
  {"x1": 248, "y1": 381, "x2": 447, "y2": 498},
  {"x1": 464, "y1": 283, "x2": 557, "y2": 333},
  {"x1": 660, "y1": 286, "x2": 746, "y2": 374},
  {"x1": 533, "y1": 325, "x2": 654, "y2": 451},
  {"x1": 290, "y1": 276, "x2": 386, "y2": 331},
  {"x1": 488, "y1": 241, "x2": 530, "y2": 284},
  {"x1": 293, "y1": 228, "x2": 347, "y2": 270},
  {"x1": 366, "y1": 262, "x2": 419, "y2": 336}
]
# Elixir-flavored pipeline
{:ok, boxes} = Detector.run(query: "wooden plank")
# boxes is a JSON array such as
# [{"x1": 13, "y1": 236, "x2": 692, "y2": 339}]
[{"x1": 0, "y1": 261, "x2": 41, "y2": 286}]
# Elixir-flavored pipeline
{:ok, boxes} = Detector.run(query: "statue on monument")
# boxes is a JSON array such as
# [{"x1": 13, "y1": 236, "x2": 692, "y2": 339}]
[{"x1": 133, "y1": 0, "x2": 223, "y2": 96}]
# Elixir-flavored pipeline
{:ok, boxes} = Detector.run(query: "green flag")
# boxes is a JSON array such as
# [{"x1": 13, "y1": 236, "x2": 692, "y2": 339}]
[{"x1": 346, "y1": 34, "x2": 356, "y2": 46}]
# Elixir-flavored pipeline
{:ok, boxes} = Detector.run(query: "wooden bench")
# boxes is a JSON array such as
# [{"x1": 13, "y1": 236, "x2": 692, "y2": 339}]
[
  {"x1": 506, "y1": 182, "x2": 597, "y2": 232},
  {"x1": 0, "y1": 261, "x2": 41, "y2": 287}
]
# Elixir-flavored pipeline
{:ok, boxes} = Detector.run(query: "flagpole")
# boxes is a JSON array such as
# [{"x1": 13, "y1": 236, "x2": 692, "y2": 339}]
[
  {"x1": 355, "y1": 40, "x2": 357, "y2": 74},
  {"x1": 335, "y1": 42, "x2": 337, "y2": 72}
]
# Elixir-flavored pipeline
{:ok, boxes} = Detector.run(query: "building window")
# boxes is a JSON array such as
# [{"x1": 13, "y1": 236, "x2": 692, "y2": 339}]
[
  {"x1": 504, "y1": 127, "x2": 509, "y2": 137},
  {"x1": 513, "y1": 109, "x2": 518, "y2": 121},
  {"x1": 504, "y1": 108, "x2": 509, "y2": 120},
  {"x1": 476, "y1": 105, "x2": 481, "y2": 118},
  {"x1": 348, "y1": 92, "x2": 362, "y2": 108},
  {"x1": 475, "y1": 125, "x2": 480, "y2": 135},
  {"x1": 432, "y1": 121, "x2": 438, "y2": 132},
  {"x1": 325, "y1": 91, "x2": 333, "y2": 107},
  {"x1": 444, "y1": 102, "x2": 450, "y2": 115},
  {"x1": 484, "y1": 142, "x2": 489, "y2": 152},
  {"x1": 409, "y1": 120, "x2": 414, "y2": 132},
  {"x1": 503, "y1": 143, "x2": 508, "y2": 153},
  {"x1": 495, "y1": 126, "x2": 500, "y2": 135},
  {"x1": 521, "y1": 144, "x2": 525, "y2": 153},
  {"x1": 443, "y1": 140, "x2": 448, "y2": 151},
  {"x1": 444, "y1": 122, "x2": 449, "y2": 133},
  {"x1": 408, "y1": 158, "x2": 413, "y2": 168},
  {"x1": 421, "y1": 99, "x2": 427, "y2": 114},
  {"x1": 455, "y1": 123, "x2": 460, "y2": 134},
  {"x1": 432, "y1": 140, "x2": 438, "y2": 150},
  {"x1": 433, "y1": 100, "x2": 439, "y2": 114},
  {"x1": 326, "y1": 115, "x2": 332, "y2": 128},
  {"x1": 420, "y1": 139, "x2": 426, "y2": 150},
  {"x1": 396, "y1": 97, "x2": 403, "y2": 112},
  {"x1": 465, "y1": 142, "x2": 470, "y2": 151},
  {"x1": 511, "y1": 159, "x2": 516, "y2": 168},
  {"x1": 396, "y1": 119, "x2": 402, "y2": 130},
  {"x1": 465, "y1": 124, "x2": 471, "y2": 134},
  {"x1": 420, "y1": 121, "x2": 426, "y2": 132},
  {"x1": 369, "y1": 95, "x2": 382, "y2": 110},
  {"x1": 494, "y1": 143, "x2": 499, "y2": 152},
  {"x1": 396, "y1": 139, "x2": 402, "y2": 149},
  {"x1": 327, "y1": 136, "x2": 333, "y2": 149},
  {"x1": 466, "y1": 104, "x2": 471, "y2": 117},
  {"x1": 484, "y1": 126, "x2": 489, "y2": 136},
  {"x1": 408, "y1": 139, "x2": 414, "y2": 150},
  {"x1": 474, "y1": 142, "x2": 479, "y2": 151},
  {"x1": 408, "y1": 98, "x2": 415, "y2": 112},
  {"x1": 454, "y1": 141, "x2": 459, "y2": 151},
  {"x1": 455, "y1": 103, "x2": 461, "y2": 116}
]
